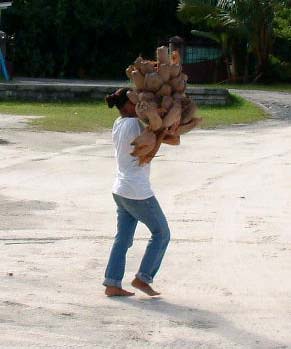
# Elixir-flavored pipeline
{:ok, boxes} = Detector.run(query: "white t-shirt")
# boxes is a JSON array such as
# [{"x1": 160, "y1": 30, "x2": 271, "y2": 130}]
[{"x1": 112, "y1": 116, "x2": 154, "y2": 200}]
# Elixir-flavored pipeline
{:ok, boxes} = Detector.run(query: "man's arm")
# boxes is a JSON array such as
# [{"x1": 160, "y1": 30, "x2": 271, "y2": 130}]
[
  {"x1": 138, "y1": 129, "x2": 167, "y2": 165},
  {"x1": 138, "y1": 121, "x2": 181, "y2": 165}
]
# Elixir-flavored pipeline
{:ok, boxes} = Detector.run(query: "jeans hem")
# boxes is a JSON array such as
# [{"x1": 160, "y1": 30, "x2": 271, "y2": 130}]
[
  {"x1": 135, "y1": 272, "x2": 153, "y2": 284},
  {"x1": 103, "y1": 278, "x2": 122, "y2": 288}
]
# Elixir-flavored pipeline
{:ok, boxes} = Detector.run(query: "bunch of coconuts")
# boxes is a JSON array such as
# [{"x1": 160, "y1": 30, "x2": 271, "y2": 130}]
[{"x1": 126, "y1": 46, "x2": 201, "y2": 165}]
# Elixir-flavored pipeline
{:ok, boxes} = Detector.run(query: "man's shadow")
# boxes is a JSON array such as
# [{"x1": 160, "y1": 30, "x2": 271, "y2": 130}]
[{"x1": 111, "y1": 297, "x2": 289, "y2": 349}]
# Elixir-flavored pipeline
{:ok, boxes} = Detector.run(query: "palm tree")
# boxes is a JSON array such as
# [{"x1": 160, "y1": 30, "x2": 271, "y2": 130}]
[{"x1": 178, "y1": 0, "x2": 284, "y2": 82}]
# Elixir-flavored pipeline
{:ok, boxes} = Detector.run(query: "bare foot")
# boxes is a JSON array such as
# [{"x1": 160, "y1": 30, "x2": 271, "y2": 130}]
[
  {"x1": 105, "y1": 286, "x2": 135, "y2": 297},
  {"x1": 131, "y1": 277, "x2": 161, "y2": 296}
]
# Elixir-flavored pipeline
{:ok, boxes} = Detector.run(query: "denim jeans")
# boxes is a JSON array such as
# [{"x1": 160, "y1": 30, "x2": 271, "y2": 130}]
[{"x1": 103, "y1": 193, "x2": 171, "y2": 288}]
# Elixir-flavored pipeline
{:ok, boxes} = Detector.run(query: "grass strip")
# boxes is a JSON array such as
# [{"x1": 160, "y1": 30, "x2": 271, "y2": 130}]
[{"x1": 0, "y1": 94, "x2": 267, "y2": 132}]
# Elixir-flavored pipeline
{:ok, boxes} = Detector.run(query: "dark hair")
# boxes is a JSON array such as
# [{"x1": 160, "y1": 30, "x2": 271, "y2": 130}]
[{"x1": 105, "y1": 88, "x2": 132, "y2": 110}]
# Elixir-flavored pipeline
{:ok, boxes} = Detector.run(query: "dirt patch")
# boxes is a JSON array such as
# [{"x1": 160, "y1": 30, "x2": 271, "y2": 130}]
[{"x1": 0, "y1": 138, "x2": 10, "y2": 145}]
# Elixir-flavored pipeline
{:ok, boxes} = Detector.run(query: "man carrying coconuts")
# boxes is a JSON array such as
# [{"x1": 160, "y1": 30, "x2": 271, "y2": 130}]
[
  {"x1": 103, "y1": 87, "x2": 178, "y2": 297},
  {"x1": 102, "y1": 47, "x2": 201, "y2": 297}
]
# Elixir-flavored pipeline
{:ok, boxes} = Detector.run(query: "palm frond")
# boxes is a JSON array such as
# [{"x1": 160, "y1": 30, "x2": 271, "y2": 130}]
[
  {"x1": 178, "y1": 0, "x2": 218, "y2": 8},
  {"x1": 178, "y1": 1, "x2": 218, "y2": 24},
  {"x1": 217, "y1": 0, "x2": 237, "y2": 10},
  {"x1": 191, "y1": 29, "x2": 220, "y2": 42}
]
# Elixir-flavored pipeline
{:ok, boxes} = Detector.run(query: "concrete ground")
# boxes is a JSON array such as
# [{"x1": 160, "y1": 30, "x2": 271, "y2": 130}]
[{"x1": 0, "y1": 90, "x2": 291, "y2": 349}]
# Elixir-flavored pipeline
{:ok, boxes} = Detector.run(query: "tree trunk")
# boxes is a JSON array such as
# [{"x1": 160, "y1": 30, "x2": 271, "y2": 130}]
[
  {"x1": 243, "y1": 51, "x2": 250, "y2": 83},
  {"x1": 254, "y1": 22, "x2": 273, "y2": 81},
  {"x1": 230, "y1": 45, "x2": 239, "y2": 83},
  {"x1": 224, "y1": 56, "x2": 232, "y2": 82}
]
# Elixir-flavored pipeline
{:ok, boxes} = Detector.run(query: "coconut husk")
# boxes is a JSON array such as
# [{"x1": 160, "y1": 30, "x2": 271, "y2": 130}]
[
  {"x1": 156, "y1": 84, "x2": 172, "y2": 97},
  {"x1": 144, "y1": 72, "x2": 164, "y2": 92},
  {"x1": 132, "y1": 70, "x2": 145, "y2": 90},
  {"x1": 134, "y1": 56, "x2": 143, "y2": 70},
  {"x1": 126, "y1": 90, "x2": 139, "y2": 104},
  {"x1": 171, "y1": 50, "x2": 181, "y2": 65},
  {"x1": 177, "y1": 117, "x2": 202, "y2": 135},
  {"x1": 162, "y1": 102, "x2": 182, "y2": 128},
  {"x1": 131, "y1": 144, "x2": 155, "y2": 157},
  {"x1": 138, "y1": 91, "x2": 155, "y2": 102},
  {"x1": 157, "y1": 46, "x2": 170, "y2": 65},
  {"x1": 126, "y1": 65, "x2": 135, "y2": 79},
  {"x1": 135, "y1": 101, "x2": 162, "y2": 131},
  {"x1": 126, "y1": 47, "x2": 201, "y2": 165},
  {"x1": 130, "y1": 127, "x2": 156, "y2": 157},
  {"x1": 181, "y1": 100, "x2": 197, "y2": 124},
  {"x1": 172, "y1": 92, "x2": 187, "y2": 101},
  {"x1": 140, "y1": 61, "x2": 155, "y2": 75},
  {"x1": 181, "y1": 73, "x2": 188, "y2": 82},
  {"x1": 170, "y1": 74, "x2": 186, "y2": 93},
  {"x1": 169, "y1": 64, "x2": 181, "y2": 78},
  {"x1": 161, "y1": 96, "x2": 173, "y2": 111},
  {"x1": 163, "y1": 134, "x2": 180, "y2": 145},
  {"x1": 158, "y1": 64, "x2": 171, "y2": 82}
]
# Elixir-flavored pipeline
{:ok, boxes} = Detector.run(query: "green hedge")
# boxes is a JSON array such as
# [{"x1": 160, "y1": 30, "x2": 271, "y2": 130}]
[{"x1": 2, "y1": 0, "x2": 190, "y2": 79}]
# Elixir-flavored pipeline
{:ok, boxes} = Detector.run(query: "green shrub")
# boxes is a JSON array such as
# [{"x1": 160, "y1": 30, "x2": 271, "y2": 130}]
[
  {"x1": 268, "y1": 55, "x2": 291, "y2": 82},
  {"x1": 2, "y1": 0, "x2": 189, "y2": 79}
]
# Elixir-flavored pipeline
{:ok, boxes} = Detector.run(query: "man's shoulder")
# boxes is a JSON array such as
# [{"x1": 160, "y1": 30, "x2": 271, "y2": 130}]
[
  {"x1": 122, "y1": 117, "x2": 139, "y2": 126},
  {"x1": 118, "y1": 117, "x2": 140, "y2": 131},
  {"x1": 113, "y1": 117, "x2": 141, "y2": 140},
  {"x1": 114, "y1": 116, "x2": 138, "y2": 125}
]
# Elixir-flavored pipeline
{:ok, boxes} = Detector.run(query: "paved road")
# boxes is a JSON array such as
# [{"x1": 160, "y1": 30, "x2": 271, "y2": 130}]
[
  {"x1": 0, "y1": 91, "x2": 291, "y2": 348},
  {"x1": 231, "y1": 89, "x2": 291, "y2": 122}
]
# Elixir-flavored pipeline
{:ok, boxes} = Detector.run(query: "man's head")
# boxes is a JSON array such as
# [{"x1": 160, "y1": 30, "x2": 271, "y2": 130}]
[{"x1": 105, "y1": 88, "x2": 137, "y2": 117}]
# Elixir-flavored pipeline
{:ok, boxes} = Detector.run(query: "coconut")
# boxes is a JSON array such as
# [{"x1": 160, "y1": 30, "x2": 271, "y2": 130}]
[
  {"x1": 126, "y1": 90, "x2": 139, "y2": 104},
  {"x1": 170, "y1": 74, "x2": 186, "y2": 93},
  {"x1": 126, "y1": 65, "x2": 135, "y2": 79},
  {"x1": 156, "y1": 46, "x2": 170, "y2": 65},
  {"x1": 162, "y1": 102, "x2": 182, "y2": 128},
  {"x1": 135, "y1": 101, "x2": 162, "y2": 131},
  {"x1": 181, "y1": 100, "x2": 197, "y2": 124},
  {"x1": 171, "y1": 50, "x2": 181, "y2": 65},
  {"x1": 140, "y1": 61, "x2": 155, "y2": 75},
  {"x1": 131, "y1": 70, "x2": 145, "y2": 90},
  {"x1": 158, "y1": 64, "x2": 171, "y2": 82},
  {"x1": 163, "y1": 134, "x2": 180, "y2": 145},
  {"x1": 172, "y1": 92, "x2": 187, "y2": 101},
  {"x1": 138, "y1": 91, "x2": 155, "y2": 102},
  {"x1": 177, "y1": 117, "x2": 202, "y2": 135},
  {"x1": 144, "y1": 72, "x2": 164, "y2": 92},
  {"x1": 169, "y1": 64, "x2": 181, "y2": 78},
  {"x1": 161, "y1": 96, "x2": 173, "y2": 111},
  {"x1": 130, "y1": 128, "x2": 157, "y2": 157},
  {"x1": 134, "y1": 56, "x2": 143, "y2": 70},
  {"x1": 156, "y1": 84, "x2": 172, "y2": 97},
  {"x1": 125, "y1": 47, "x2": 201, "y2": 165}
]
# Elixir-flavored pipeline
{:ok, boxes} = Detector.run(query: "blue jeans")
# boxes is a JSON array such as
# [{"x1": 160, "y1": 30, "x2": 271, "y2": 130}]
[{"x1": 103, "y1": 193, "x2": 171, "y2": 288}]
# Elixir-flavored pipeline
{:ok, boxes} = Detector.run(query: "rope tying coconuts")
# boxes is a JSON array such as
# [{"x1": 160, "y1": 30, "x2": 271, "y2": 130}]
[{"x1": 126, "y1": 46, "x2": 202, "y2": 165}]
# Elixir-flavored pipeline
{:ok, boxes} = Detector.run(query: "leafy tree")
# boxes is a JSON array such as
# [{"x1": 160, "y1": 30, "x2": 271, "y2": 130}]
[
  {"x1": 178, "y1": 0, "x2": 289, "y2": 82},
  {"x1": 274, "y1": 5, "x2": 291, "y2": 41},
  {"x1": 3, "y1": 0, "x2": 189, "y2": 78}
]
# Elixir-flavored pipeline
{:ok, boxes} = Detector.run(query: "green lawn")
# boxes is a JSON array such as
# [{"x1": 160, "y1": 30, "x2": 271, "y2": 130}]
[
  {"x1": 199, "y1": 94, "x2": 266, "y2": 128},
  {"x1": 192, "y1": 83, "x2": 291, "y2": 93},
  {"x1": 0, "y1": 100, "x2": 115, "y2": 132},
  {"x1": 0, "y1": 94, "x2": 267, "y2": 132}
]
